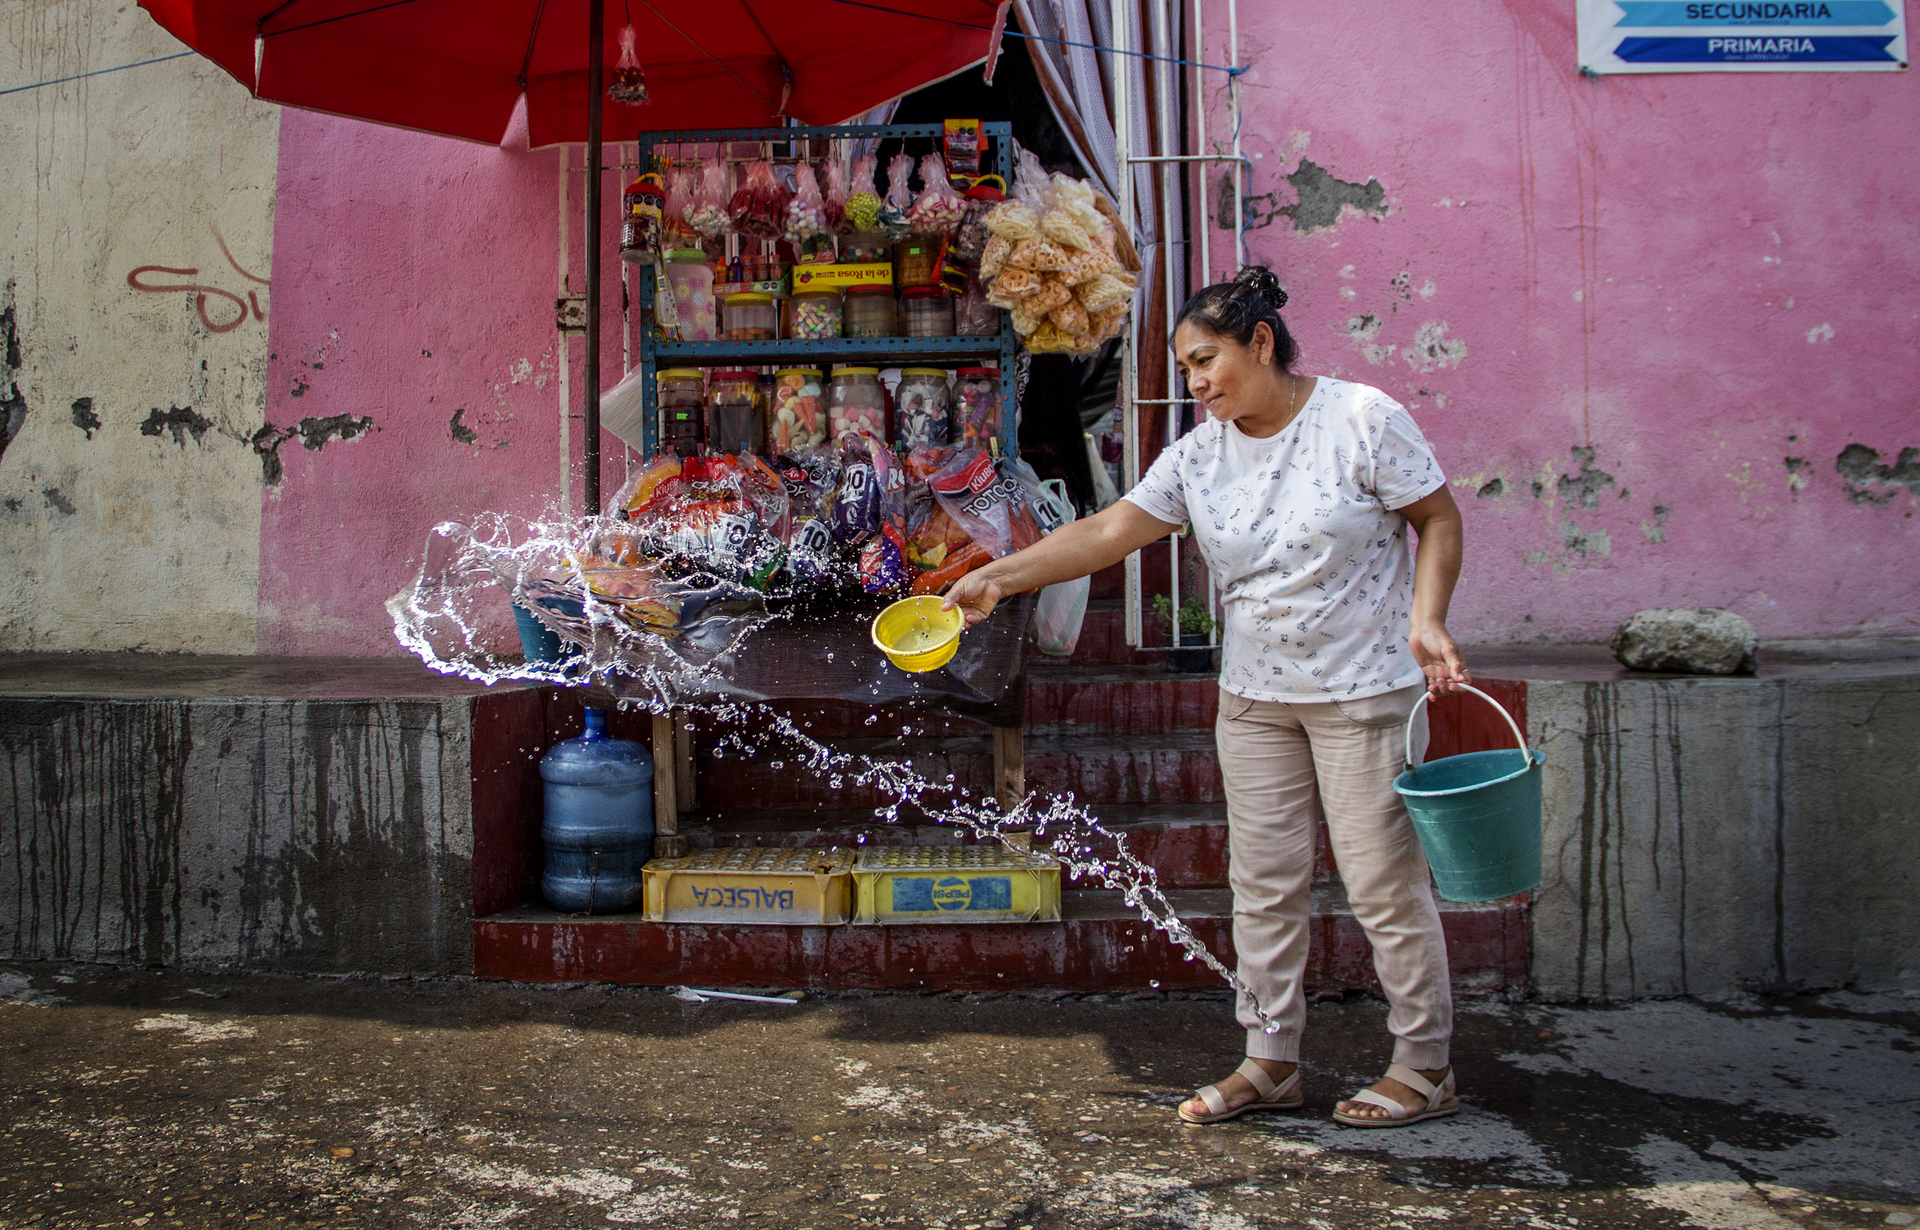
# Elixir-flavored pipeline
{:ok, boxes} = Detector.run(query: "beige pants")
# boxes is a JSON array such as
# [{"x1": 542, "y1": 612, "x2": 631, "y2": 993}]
[{"x1": 1215, "y1": 684, "x2": 1452, "y2": 1070}]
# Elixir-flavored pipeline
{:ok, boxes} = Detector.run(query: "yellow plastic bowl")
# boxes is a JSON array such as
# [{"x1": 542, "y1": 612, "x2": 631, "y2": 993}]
[{"x1": 871, "y1": 596, "x2": 964, "y2": 673}]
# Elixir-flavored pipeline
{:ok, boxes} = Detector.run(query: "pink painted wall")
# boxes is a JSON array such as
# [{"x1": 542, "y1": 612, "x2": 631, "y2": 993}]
[
  {"x1": 258, "y1": 112, "x2": 574, "y2": 654},
  {"x1": 255, "y1": 0, "x2": 1918, "y2": 653},
  {"x1": 1203, "y1": 0, "x2": 1919, "y2": 641}
]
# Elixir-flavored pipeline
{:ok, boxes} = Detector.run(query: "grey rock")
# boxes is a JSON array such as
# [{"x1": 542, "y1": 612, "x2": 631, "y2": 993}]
[{"x1": 1610, "y1": 607, "x2": 1758, "y2": 675}]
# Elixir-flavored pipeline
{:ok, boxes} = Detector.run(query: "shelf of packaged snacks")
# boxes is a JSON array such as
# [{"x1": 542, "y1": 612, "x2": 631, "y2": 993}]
[{"x1": 651, "y1": 335, "x2": 1010, "y2": 365}]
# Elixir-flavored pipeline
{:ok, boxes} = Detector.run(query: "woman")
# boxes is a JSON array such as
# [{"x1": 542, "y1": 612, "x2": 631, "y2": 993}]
[{"x1": 943, "y1": 267, "x2": 1470, "y2": 1128}]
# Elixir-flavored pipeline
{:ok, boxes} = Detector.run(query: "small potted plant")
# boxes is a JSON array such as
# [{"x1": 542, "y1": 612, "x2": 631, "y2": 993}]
[{"x1": 1151, "y1": 593, "x2": 1216, "y2": 673}]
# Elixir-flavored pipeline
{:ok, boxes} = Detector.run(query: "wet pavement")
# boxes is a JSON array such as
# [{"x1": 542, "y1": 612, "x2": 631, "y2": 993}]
[{"x1": 1, "y1": 963, "x2": 1915, "y2": 1230}]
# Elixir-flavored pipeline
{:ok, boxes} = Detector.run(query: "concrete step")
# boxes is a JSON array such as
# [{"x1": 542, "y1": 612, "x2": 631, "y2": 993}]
[
  {"x1": 693, "y1": 729, "x2": 1225, "y2": 811},
  {"x1": 473, "y1": 885, "x2": 1527, "y2": 995},
  {"x1": 677, "y1": 804, "x2": 1340, "y2": 889}
]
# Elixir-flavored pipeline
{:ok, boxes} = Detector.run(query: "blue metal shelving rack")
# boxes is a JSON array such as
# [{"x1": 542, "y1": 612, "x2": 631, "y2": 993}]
[{"x1": 632, "y1": 122, "x2": 1018, "y2": 459}]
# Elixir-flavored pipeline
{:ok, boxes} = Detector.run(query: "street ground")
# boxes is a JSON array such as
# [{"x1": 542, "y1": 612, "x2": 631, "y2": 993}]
[{"x1": 0, "y1": 964, "x2": 1915, "y2": 1230}]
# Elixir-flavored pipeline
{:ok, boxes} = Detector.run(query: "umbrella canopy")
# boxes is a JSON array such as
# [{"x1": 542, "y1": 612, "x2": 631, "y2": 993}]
[{"x1": 140, "y1": 0, "x2": 1005, "y2": 145}]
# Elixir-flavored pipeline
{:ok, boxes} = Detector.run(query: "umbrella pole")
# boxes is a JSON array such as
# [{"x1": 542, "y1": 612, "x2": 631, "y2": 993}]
[{"x1": 582, "y1": 0, "x2": 605, "y2": 515}]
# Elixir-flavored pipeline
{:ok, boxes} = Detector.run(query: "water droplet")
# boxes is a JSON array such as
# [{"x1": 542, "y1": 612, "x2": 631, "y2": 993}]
[
  {"x1": 864, "y1": 715, "x2": 879, "y2": 726},
  {"x1": 1149, "y1": 980, "x2": 1160, "y2": 989}
]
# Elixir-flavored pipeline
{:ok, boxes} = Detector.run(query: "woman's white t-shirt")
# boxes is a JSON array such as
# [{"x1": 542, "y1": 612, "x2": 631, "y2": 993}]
[{"x1": 1121, "y1": 378, "x2": 1445, "y2": 702}]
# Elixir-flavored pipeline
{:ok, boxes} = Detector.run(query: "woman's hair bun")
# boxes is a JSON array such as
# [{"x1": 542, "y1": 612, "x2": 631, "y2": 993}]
[{"x1": 1231, "y1": 265, "x2": 1290, "y2": 311}]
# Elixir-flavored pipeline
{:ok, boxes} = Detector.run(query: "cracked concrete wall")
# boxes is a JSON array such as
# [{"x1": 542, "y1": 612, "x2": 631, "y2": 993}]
[
  {"x1": 0, "y1": 694, "x2": 475, "y2": 974},
  {"x1": 1527, "y1": 676, "x2": 1920, "y2": 999},
  {"x1": 0, "y1": 3, "x2": 278, "y2": 651},
  {"x1": 1204, "y1": 0, "x2": 1920, "y2": 640}
]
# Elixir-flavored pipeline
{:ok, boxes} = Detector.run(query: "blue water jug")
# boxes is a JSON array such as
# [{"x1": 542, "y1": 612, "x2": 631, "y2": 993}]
[{"x1": 540, "y1": 708, "x2": 654, "y2": 913}]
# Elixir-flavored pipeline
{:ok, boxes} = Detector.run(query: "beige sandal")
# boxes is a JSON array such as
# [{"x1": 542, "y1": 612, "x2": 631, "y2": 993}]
[
  {"x1": 1178, "y1": 1059, "x2": 1304, "y2": 1125},
  {"x1": 1331, "y1": 1063, "x2": 1459, "y2": 1128}
]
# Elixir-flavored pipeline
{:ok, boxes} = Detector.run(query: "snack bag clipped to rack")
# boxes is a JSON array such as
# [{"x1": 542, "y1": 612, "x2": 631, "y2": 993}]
[
  {"x1": 909, "y1": 153, "x2": 967, "y2": 237},
  {"x1": 878, "y1": 152, "x2": 915, "y2": 240},
  {"x1": 844, "y1": 152, "x2": 883, "y2": 235},
  {"x1": 663, "y1": 165, "x2": 699, "y2": 248},
  {"x1": 689, "y1": 159, "x2": 733, "y2": 238},
  {"x1": 730, "y1": 160, "x2": 791, "y2": 240}
]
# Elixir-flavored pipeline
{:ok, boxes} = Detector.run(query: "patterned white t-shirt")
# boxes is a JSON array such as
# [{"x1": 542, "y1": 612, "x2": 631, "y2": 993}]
[{"x1": 1122, "y1": 378, "x2": 1445, "y2": 702}]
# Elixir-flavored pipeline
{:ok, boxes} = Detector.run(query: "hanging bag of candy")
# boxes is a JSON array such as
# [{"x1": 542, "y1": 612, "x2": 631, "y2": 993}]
[
  {"x1": 689, "y1": 158, "x2": 733, "y2": 238},
  {"x1": 822, "y1": 157, "x2": 850, "y2": 235},
  {"x1": 663, "y1": 165, "x2": 699, "y2": 248},
  {"x1": 729, "y1": 159, "x2": 789, "y2": 240},
  {"x1": 843, "y1": 152, "x2": 883, "y2": 235},
  {"x1": 908, "y1": 153, "x2": 967, "y2": 237},
  {"x1": 784, "y1": 162, "x2": 831, "y2": 258},
  {"x1": 952, "y1": 175, "x2": 1005, "y2": 265},
  {"x1": 877, "y1": 152, "x2": 915, "y2": 241},
  {"x1": 608, "y1": 24, "x2": 650, "y2": 104}
]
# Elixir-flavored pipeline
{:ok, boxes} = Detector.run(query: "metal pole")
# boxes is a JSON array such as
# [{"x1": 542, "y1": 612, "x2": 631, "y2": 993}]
[
  {"x1": 583, "y1": 0, "x2": 605, "y2": 515},
  {"x1": 1113, "y1": 0, "x2": 1142, "y2": 650}
]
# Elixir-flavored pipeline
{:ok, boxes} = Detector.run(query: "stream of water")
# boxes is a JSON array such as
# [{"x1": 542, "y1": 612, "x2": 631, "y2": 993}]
[{"x1": 389, "y1": 514, "x2": 1281, "y2": 1034}]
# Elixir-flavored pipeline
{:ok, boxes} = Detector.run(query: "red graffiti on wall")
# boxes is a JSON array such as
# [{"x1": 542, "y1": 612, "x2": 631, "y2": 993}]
[{"x1": 126, "y1": 228, "x2": 269, "y2": 334}]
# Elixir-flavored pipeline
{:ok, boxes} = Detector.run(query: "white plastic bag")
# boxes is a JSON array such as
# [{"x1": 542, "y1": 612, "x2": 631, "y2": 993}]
[
  {"x1": 599, "y1": 365, "x2": 650, "y2": 454},
  {"x1": 1030, "y1": 477, "x2": 1090, "y2": 657}
]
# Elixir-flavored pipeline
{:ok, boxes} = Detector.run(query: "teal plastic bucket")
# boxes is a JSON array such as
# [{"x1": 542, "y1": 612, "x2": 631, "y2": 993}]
[
  {"x1": 512, "y1": 597, "x2": 586, "y2": 668},
  {"x1": 1393, "y1": 685, "x2": 1545, "y2": 902}
]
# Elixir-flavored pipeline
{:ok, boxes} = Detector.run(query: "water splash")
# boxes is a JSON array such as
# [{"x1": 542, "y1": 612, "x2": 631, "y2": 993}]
[{"x1": 389, "y1": 512, "x2": 1277, "y2": 1030}]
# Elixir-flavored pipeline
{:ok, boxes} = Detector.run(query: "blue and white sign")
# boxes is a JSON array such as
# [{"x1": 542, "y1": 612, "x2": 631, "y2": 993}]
[{"x1": 1579, "y1": 0, "x2": 1907, "y2": 71}]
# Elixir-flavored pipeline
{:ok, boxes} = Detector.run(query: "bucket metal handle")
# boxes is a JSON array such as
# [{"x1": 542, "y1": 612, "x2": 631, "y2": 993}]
[{"x1": 1405, "y1": 684, "x2": 1531, "y2": 768}]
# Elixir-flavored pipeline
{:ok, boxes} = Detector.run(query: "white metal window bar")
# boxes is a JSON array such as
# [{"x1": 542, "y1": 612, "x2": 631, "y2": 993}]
[{"x1": 1113, "y1": 0, "x2": 1245, "y2": 650}]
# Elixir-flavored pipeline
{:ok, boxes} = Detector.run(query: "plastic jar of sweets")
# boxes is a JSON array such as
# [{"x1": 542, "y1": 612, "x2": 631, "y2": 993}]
[
  {"x1": 706, "y1": 368, "x2": 766, "y2": 455},
  {"x1": 722, "y1": 292, "x2": 777, "y2": 340},
  {"x1": 827, "y1": 367, "x2": 887, "y2": 442},
  {"x1": 788, "y1": 288, "x2": 842, "y2": 339},
  {"x1": 843, "y1": 285, "x2": 898, "y2": 338},
  {"x1": 955, "y1": 366, "x2": 1003, "y2": 446},
  {"x1": 769, "y1": 369, "x2": 828, "y2": 453},
  {"x1": 894, "y1": 368, "x2": 953, "y2": 451},
  {"x1": 901, "y1": 286, "x2": 955, "y2": 338},
  {"x1": 657, "y1": 368, "x2": 705, "y2": 455}
]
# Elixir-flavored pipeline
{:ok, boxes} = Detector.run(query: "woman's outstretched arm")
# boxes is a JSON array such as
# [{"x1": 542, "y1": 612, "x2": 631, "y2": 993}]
[{"x1": 941, "y1": 499, "x2": 1181, "y2": 625}]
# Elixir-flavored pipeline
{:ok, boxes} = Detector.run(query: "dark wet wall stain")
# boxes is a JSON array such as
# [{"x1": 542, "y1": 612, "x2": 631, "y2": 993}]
[
  {"x1": 1835, "y1": 443, "x2": 1920, "y2": 506},
  {"x1": 0, "y1": 697, "x2": 470, "y2": 973},
  {"x1": 1557, "y1": 446, "x2": 1617, "y2": 509},
  {"x1": 139, "y1": 405, "x2": 214, "y2": 447},
  {"x1": 448, "y1": 407, "x2": 479, "y2": 445},
  {"x1": 1239, "y1": 160, "x2": 1389, "y2": 234},
  {"x1": 251, "y1": 413, "x2": 376, "y2": 485},
  {"x1": 70, "y1": 397, "x2": 100, "y2": 439},
  {"x1": 1, "y1": 299, "x2": 26, "y2": 463},
  {"x1": 42, "y1": 488, "x2": 74, "y2": 516}
]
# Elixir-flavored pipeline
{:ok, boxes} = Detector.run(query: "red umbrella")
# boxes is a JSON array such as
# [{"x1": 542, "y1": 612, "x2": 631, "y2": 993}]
[{"x1": 139, "y1": 0, "x2": 1009, "y2": 503}]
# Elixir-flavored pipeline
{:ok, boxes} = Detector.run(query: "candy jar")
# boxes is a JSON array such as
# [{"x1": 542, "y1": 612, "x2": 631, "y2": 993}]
[
  {"x1": 894, "y1": 368, "x2": 952, "y2": 451},
  {"x1": 707, "y1": 368, "x2": 766, "y2": 455},
  {"x1": 723, "y1": 291, "x2": 778, "y2": 340},
  {"x1": 954, "y1": 271, "x2": 998, "y2": 336},
  {"x1": 664, "y1": 248, "x2": 717, "y2": 341},
  {"x1": 827, "y1": 367, "x2": 887, "y2": 443},
  {"x1": 657, "y1": 368, "x2": 705, "y2": 455},
  {"x1": 901, "y1": 286, "x2": 954, "y2": 337},
  {"x1": 955, "y1": 366, "x2": 1003, "y2": 446},
  {"x1": 788, "y1": 287, "x2": 842, "y2": 339},
  {"x1": 843, "y1": 285, "x2": 898, "y2": 337},
  {"x1": 770, "y1": 369, "x2": 828, "y2": 453}
]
